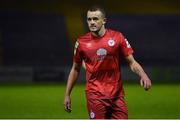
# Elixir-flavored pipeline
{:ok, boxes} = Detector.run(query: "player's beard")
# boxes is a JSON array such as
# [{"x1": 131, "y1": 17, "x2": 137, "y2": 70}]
[
  {"x1": 89, "y1": 26, "x2": 98, "y2": 32},
  {"x1": 90, "y1": 25, "x2": 106, "y2": 37},
  {"x1": 89, "y1": 25, "x2": 104, "y2": 35}
]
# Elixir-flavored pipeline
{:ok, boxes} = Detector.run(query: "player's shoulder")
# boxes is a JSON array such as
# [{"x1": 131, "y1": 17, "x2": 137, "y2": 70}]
[
  {"x1": 74, "y1": 32, "x2": 91, "y2": 49},
  {"x1": 107, "y1": 29, "x2": 125, "y2": 41},
  {"x1": 77, "y1": 32, "x2": 91, "y2": 42},
  {"x1": 107, "y1": 29, "x2": 124, "y2": 37}
]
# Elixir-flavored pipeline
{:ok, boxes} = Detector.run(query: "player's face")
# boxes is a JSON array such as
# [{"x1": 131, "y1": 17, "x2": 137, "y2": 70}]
[{"x1": 87, "y1": 10, "x2": 106, "y2": 32}]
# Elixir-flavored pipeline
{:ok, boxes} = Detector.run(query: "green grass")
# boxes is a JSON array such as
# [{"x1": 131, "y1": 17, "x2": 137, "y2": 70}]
[{"x1": 0, "y1": 83, "x2": 180, "y2": 119}]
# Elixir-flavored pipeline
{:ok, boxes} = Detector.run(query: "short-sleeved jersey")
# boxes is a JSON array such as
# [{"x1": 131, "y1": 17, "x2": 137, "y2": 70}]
[{"x1": 74, "y1": 29, "x2": 133, "y2": 99}]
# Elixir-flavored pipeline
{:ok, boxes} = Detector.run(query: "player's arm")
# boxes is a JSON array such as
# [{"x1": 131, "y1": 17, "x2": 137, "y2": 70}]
[
  {"x1": 64, "y1": 61, "x2": 82, "y2": 112},
  {"x1": 125, "y1": 54, "x2": 151, "y2": 90}
]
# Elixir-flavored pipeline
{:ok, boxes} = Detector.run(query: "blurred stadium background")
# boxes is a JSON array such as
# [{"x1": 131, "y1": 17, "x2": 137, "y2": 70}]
[{"x1": 0, "y1": 0, "x2": 180, "y2": 119}]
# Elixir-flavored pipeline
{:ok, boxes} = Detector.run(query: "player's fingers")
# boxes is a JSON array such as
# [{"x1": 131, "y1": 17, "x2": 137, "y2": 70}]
[
  {"x1": 64, "y1": 105, "x2": 70, "y2": 112},
  {"x1": 140, "y1": 78, "x2": 148, "y2": 90},
  {"x1": 145, "y1": 80, "x2": 151, "y2": 91},
  {"x1": 64, "y1": 102, "x2": 68, "y2": 111},
  {"x1": 64, "y1": 102, "x2": 71, "y2": 113},
  {"x1": 147, "y1": 80, "x2": 152, "y2": 90},
  {"x1": 64, "y1": 102, "x2": 69, "y2": 111},
  {"x1": 140, "y1": 79, "x2": 143, "y2": 86},
  {"x1": 64, "y1": 96, "x2": 71, "y2": 112},
  {"x1": 143, "y1": 80, "x2": 148, "y2": 89},
  {"x1": 67, "y1": 102, "x2": 71, "y2": 110},
  {"x1": 144, "y1": 84, "x2": 149, "y2": 91}
]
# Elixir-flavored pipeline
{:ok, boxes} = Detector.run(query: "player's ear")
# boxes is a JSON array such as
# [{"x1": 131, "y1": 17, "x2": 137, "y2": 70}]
[{"x1": 103, "y1": 18, "x2": 107, "y2": 25}]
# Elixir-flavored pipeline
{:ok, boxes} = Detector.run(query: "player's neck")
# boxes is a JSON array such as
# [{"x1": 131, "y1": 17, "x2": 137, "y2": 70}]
[{"x1": 92, "y1": 26, "x2": 106, "y2": 38}]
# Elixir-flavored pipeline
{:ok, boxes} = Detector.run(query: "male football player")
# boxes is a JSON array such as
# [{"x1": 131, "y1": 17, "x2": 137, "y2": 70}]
[{"x1": 64, "y1": 5, "x2": 151, "y2": 119}]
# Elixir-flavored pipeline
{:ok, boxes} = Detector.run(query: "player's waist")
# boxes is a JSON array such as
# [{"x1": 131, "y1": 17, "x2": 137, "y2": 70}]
[
  {"x1": 85, "y1": 90, "x2": 124, "y2": 99},
  {"x1": 87, "y1": 68, "x2": 120, "y2": 73}
]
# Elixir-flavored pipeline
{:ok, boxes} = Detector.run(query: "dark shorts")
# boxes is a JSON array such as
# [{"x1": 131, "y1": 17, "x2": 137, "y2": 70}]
[{"x1": 86, "y1": 95, "x2": 128, "y2": 119}]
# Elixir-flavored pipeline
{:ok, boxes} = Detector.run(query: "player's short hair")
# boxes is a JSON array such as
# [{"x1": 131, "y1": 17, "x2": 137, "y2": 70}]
[{"x1": 88, "y1": 5, "x2": 106, "y2": 18}]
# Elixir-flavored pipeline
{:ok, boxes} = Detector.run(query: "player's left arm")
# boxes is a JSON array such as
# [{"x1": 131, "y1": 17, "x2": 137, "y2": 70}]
[{"x1": 125, "y1": 54, "x2": 152, "y2": 90}]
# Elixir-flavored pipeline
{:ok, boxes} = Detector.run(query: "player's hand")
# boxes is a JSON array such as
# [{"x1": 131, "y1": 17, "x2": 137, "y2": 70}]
[
  {"x1": 140, "y1": 75, "x2": 151, "y2": 91},
  {"x1": 64, "y1": 95, "x2": 72, "y2": 113}
]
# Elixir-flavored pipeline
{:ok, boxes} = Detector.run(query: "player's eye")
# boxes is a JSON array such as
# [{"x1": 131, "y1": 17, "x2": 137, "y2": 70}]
[
  {"x1": 93, "y1": 17, "x2": 98, "y2": 21},
  {"x1": 87, "y1": 18, "x2": 91, "y2": 21}
]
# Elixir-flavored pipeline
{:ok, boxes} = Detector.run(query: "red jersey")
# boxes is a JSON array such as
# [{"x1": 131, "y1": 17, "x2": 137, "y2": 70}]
[{"x1": 74, "y1": 29, "x2": 133, "y2": 99}]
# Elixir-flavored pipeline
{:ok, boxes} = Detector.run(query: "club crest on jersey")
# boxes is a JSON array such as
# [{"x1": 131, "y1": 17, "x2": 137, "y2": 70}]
[
  {"x1": 90, "y1": 111, "x2": 95, "y2": 119},
  {"x1": 108, "y1": 38, "x2": 115, "y2": 47},
  {"x1": 96, "y1": 48, "x2": 107, "y2": 56}
]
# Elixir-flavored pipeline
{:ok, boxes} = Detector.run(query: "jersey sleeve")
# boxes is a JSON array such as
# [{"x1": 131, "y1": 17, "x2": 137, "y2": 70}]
[
  {"x1": 119, "y1": 33, "x2": 134, "y2": 57},
  {"x1": 73, "y1": 40, "x2": 82, "y2": 63}
]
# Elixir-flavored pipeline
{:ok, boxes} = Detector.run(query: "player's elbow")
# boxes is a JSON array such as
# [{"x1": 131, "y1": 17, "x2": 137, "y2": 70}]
[{"x1": 72, "y1": 62, "x2": 81, "y2": 72}]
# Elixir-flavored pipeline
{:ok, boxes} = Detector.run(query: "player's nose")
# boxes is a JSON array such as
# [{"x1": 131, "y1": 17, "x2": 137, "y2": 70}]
[{"x1": 90, "y1": 20, "x2": 96, "y2": 24}]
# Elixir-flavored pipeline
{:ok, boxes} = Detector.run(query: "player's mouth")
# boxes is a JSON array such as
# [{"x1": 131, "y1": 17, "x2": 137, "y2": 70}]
[
  {"x1": 90, "y1": 25, "x2": 96, "y2": 27},
  {"x1": 90, "y1": 26, "x2": 96, "y2": 29}
]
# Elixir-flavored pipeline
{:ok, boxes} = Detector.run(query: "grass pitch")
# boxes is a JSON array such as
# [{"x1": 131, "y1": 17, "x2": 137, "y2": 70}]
[{"x1": 0, "y1": 83, "x2": 180, "y2": 119}]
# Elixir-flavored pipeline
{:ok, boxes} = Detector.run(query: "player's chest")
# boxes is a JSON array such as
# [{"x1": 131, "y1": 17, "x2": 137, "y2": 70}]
[{"x1": 81, "y1": 37, "x2": 119, "y2": 57}]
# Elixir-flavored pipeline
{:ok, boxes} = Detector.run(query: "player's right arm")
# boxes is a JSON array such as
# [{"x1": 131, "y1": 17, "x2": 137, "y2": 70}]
[{"x1": 64, "y1": 61, "x2": 82, "y2": 112}]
